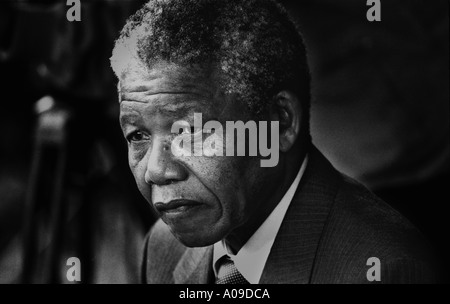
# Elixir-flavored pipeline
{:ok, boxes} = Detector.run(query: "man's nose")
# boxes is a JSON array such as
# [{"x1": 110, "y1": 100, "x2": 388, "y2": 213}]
[{"x1": 144, "y1": 138, "x2": 188, "y2": 186}]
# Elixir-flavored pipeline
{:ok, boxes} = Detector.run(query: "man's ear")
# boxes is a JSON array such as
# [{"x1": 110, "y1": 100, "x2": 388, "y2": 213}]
[{"x1": 271, "y1": 91, "x2": 301, "y2": 153}]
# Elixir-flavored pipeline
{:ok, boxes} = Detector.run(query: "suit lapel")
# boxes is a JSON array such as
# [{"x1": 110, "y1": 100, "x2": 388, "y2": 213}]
[
  {"x1": 259, "y1": 147, "x2": 340, "y2": 284},
  {"x1": 173, "y1": 246, "x2": 214, "y2": 284}
]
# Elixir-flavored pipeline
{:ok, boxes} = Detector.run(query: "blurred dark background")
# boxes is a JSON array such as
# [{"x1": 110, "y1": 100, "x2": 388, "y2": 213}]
[{"x1": 0, "y1": 0, "x2": 448, "y2": 283}]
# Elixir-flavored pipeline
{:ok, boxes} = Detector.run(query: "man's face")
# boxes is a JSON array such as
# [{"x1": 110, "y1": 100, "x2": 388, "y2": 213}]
[{"x1": 119, "y1": 63, "x2": 276, "y2": 247}]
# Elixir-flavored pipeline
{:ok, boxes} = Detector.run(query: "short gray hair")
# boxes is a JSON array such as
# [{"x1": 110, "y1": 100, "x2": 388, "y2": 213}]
[{"x1": 111, "y1": 0, "x2": 310, "y2": 121}]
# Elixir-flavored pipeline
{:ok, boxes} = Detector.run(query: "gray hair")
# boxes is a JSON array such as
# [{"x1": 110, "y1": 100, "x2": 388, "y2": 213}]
[{"x1": 111, "y1": 0, "x2": 310, "y2": 121}]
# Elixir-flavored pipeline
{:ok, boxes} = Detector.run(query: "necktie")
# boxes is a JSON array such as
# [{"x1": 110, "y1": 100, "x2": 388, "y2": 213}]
[{"x1": 215, "y1": 256, "x2": 250, "y2": 284}]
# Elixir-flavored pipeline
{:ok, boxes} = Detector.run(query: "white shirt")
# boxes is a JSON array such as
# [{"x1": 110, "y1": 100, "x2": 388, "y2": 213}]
[{"x1": 213, "y1": 156, "x2": 308, "y2": 284}]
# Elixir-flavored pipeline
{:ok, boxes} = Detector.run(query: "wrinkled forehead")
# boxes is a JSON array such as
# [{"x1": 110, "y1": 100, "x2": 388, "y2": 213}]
[
  {"x1": 117, "y1": 61, "x2": 248, "y2": 122},
  {"x1": 118, "y1": 62, "x2": 223, "y2": 100}
]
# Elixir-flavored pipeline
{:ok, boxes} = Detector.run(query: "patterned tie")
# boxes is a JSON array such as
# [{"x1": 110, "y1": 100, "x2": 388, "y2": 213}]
[{"x1": 215, "y1": 255, "x2": 250, "y2": 284}]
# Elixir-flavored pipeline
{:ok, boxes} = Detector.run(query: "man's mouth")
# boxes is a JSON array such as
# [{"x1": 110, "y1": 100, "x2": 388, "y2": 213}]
[{"x1": 154, "y1": 199, "x2": 203, "y2": 214}]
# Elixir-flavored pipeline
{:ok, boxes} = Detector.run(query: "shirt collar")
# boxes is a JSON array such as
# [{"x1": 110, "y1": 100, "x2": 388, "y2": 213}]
[{"x1": 213, "y1": 155, "x2": 308, "y2": 284}]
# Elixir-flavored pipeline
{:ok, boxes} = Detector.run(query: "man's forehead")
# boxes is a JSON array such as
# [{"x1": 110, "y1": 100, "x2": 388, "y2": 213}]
[
  {"x1": 117, "y1": 62, "x2": 244, "y2": 122},
  {"x1": 120, "y1": 95, "x2": 206, "y2": 115},
  {"x1": 118, "y1": 63, "x2": 222, "y2": 99},
  {"x1": 118, "y1": 96, "x2": 211, "y2": 128}
]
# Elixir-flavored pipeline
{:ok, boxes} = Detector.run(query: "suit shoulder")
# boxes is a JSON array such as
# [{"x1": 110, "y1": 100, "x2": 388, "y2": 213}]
[
  {"x1": 312, "y1": 174, "x2": 439, "y2": 283},
  {"x1": 143, "y1": 219, "x2": 188, "y2": 283},
  {"x1": 334, "y1": 175, "x2": 429, "y2": 252}
]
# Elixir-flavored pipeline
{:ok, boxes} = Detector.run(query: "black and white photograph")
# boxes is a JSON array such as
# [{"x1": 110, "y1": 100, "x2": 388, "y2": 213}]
[{"x1": 0, "y1": 0, "x2": 448, "y2": 288}]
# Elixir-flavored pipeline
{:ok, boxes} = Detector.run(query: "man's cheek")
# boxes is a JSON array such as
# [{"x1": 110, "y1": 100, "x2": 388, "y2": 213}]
[
  {"x1": 136, "y1": 180, "x2": 152, "y2": 203},
  {"x1": 128, "y1": 158, "x2": 141, "y2": 182},
  {"x1": 128, "y1": 148, "x2": 139, "y2": 170},
  {"x1": 128, "y1": 145, "x2": 148, "y2": 167},
  {"x1": 129, "y1": 159, "x2": 151, "y2": 200},
  {"x1": 176, "y1": 156, "x2": 222, "y2": 179}
]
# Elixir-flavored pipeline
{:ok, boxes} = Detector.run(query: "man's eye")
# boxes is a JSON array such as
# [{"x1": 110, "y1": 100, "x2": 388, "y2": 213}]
[{"x1": 126, "y1": 131, "x2": 150, "y2": 143}]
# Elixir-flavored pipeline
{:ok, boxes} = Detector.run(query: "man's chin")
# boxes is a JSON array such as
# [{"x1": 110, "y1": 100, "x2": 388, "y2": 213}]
[{"x1": 168, "y1": 226, "x2": 224, "y2": 248}]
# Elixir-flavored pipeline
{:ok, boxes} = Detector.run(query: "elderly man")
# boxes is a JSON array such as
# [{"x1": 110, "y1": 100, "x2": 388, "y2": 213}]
[{"x1": 111, "y1": 0, "x2": 439, "y2": 284}]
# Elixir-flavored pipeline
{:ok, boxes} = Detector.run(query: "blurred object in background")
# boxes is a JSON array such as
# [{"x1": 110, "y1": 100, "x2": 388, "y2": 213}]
[
  {"x1": 284, "y1": 0, "x2": 449, "y2": 189},
  {"x1": 283, "y1": 0, "x2": 449, "y2": 280},
  {"x1": 0, "y1": 0, "x2": 154, "y2": 284},
  {"x1": 0, "y1": 0, "x2": 136, "y2": 101},
  {"x1": 0, "y1": 0, "x2": 448, "y2": 283}
]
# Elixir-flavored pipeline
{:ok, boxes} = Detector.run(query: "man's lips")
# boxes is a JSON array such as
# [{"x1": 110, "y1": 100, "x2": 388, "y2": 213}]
[{"x1": 154, "y1": 199, "x2": 203, "y2": 214}]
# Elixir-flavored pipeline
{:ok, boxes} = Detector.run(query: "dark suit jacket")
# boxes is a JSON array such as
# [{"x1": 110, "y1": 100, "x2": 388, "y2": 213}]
[{"x1": 142, "y1": 147, "x2": 440, "y2": 284}]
